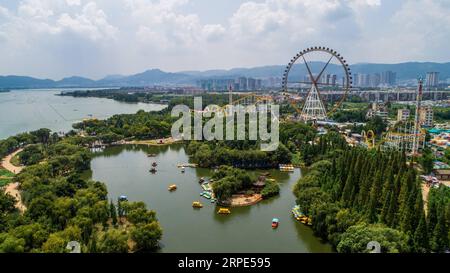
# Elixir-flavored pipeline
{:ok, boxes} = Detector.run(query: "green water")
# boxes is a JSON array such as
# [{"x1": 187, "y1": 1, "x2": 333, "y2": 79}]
[
  {"x1": 86, "y1": 144, "x2": 333, "y2": 253},
  {"x1": 0, "y1": 89, "x2": 165, "y2": 139}
]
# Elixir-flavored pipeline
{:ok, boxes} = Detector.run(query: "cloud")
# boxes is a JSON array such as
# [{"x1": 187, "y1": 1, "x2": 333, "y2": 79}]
[
  {"x1": 57, "y1": 2, "x2": 118, "y2": 41},
  {"x1": 202, "y1": 24, "x2": 226, "y2": 42},
  {"x1": 0, "y1": 0, "x2": 449, "y2": 79}
]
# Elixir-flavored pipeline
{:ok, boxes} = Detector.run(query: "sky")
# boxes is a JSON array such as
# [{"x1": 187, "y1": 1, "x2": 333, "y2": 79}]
[{"x1": 0, "y1": 0, "x2": 449, "y2": 80}]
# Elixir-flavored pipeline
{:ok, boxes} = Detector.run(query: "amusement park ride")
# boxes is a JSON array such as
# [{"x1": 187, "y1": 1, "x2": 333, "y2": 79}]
[
  {"x1": 281, "y1": 46, "x2": 352, "y2": 121},
  {"x1": 359, "y1": 79, "x2": 427, "y2": 156},
  {"x1": 200, "y1": 46, "x2": 427, "y2": 156}
]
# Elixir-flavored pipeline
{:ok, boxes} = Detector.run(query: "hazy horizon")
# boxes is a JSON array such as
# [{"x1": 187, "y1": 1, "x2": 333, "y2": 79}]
[
  {"x1": 1, "y1": 0, "x2": 450, "y2": 79},
  {"x1": 2, "y1": 60, "x2": 450, "y2": 82}
]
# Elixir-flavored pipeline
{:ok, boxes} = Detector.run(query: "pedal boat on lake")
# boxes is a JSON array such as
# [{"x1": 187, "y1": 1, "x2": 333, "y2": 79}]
[
  {"x1": 168, "y1": 184, "x2": 177, "y2": 191},
  {"x1": 192, "y1": 201, "x2": 203, "y2": 208},
  {"x1": 217, "y1": 208, "x2": 231, "y2": 214},
  {"x1": 272, "y1": 218, "x2": 279, "y2": 229}
]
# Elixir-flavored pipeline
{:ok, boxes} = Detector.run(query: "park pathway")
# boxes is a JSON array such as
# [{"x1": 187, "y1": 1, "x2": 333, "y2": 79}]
[{"x1": 1, "y1": 149, "x2": 26, "y2": 212}]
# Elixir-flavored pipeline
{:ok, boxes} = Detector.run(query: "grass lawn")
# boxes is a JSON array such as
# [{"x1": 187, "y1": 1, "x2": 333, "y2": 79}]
[
  {"x1": 0, "y1": 178, "x2": 12, "y2": 187},
  {"x1": 0, "y1": 169, "x2": 14, "y2": 177},
  {"x1": 0, "y1": 169, "x2": 14, "y2": 187}
]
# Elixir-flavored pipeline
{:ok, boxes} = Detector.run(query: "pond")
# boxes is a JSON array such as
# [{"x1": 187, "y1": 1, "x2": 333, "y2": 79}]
[{"x1": 85, "y1": 144, "x2": 333, "y2": 253}]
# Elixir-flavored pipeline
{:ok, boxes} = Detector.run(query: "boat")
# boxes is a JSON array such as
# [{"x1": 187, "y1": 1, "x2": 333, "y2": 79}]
[
  {"x1": 192, "y1": 201, "x2": 203, "y2": 208},
  {"x1": 210, "y1": 198, "x2": 217, "y2": 203},
  {"x1": 291, "y1": 205, "x2": 305, "y2": 221},
  {"x1": 118, "y1": 195, "x2": 128, "y2": 202},
  {"x1": 147, "y1": 153, "x2": 156, "y2": 157},
  {"x1": 199, "y1": 177, "x2": 205, "y2": 183},
  {"x1": 279, "y1": 164, "x2": 295, "y2": 172},
  {"x1": 149, "y1": 167, "x2": 157, "y2": 173},
  {"x1": 217, "y1": 208, "x2": 231, "y2": 214},
  {"x1": 201, "y1": 182, "x2": 212, "y2": 191},
  {"x1": 181, "y1": 166, "x2": 185, "y2": 173},
  {"x1": 152, "y1": 162, "x2": 157, "y2": 167},
  {"x1": 272, "y1": 218, "x2": 279, "y2": 228},
  {"x1": 168, "y1": 184, "x2": 177, "y2": 191},
  {"x1": 200, "y1": 191, "x2": 212, "y2": 199}
]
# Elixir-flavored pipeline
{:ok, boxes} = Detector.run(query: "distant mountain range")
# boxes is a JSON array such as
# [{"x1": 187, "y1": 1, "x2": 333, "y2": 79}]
[{"x1": 1, "y1": 62, "x2": 450, "y2": 89}]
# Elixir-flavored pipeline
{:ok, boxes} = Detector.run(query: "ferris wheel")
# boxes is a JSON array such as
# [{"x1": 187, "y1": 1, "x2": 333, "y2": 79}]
[{"x1": 281, "y1": 46, "x2": 352, "y2": 121}]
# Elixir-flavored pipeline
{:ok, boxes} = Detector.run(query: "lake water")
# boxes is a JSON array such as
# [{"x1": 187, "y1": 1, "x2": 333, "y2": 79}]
[
  {"x1": 86, "y1": 144, "x2": 333, "y2": 253},
  {"x1": 0, "y1": 89, "x2": 166, "y2": 139}
]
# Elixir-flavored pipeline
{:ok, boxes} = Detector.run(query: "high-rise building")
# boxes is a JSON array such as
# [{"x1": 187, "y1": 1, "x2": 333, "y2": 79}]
[
  {"x1": 419, "y1": 106, "x2": 434, "y2": 127},
  {"x1": 247, "y1": 78, "x2": 256, "y2": 90},
  {"x1": 370, "y1": 73, "x2": 381, "y2": 87},
  {"x1": 255, "y1": 79, "x2": 262, "y2": 90},
  {"x1": 426, "y1": 72, "x2": 439, "y2": 88},
  {"x1": 331, "y1": 74, "x2": 337, "y2": 86},
  {"x1": 381, "y1": 71, "x2": 396, "y2": 86},
  {"x1": 397, "y1": 109, "x2": 410, "y2": 122},
  {"x1": 238, "y1": 77, "x2": 247, "y2": 91}
]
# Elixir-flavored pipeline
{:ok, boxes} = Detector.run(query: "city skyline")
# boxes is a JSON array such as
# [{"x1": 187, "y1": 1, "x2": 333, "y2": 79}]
[{"x1": 1, "y1": 0, "x2": 450, "y2": 79}]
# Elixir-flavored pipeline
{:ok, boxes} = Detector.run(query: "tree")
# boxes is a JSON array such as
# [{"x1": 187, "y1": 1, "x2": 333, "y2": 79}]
[
  {"x1": 97, "y1": 228, "x2": 129, "y2": 253},
  {"x1": 430, "y1": 210, "x2": 449, "y2": 252},
  {"x1": 337, "y1": 224, "x2": 409, "y2": 253},
  {"x1": 130, "y1": 222, "x2": 163, "y2": 252},
  {"x1": 419, "y1": 149, "x2": 434, "y2": 174},
  {"x1": 0, "y1": 234, "x2": 25, "y2": 253},
  {"x1": 0, "y1": 190, "x2": 16, "y2": 214},
  {"x1": 10, "y1": 223, "x2": 49, "y2": 251},
  {"x1": 412, "y1": 213, "x2": 429, "y2": 253},
  {"x1": 110, "y1": 200, "x2": 117, "y2": 226}
]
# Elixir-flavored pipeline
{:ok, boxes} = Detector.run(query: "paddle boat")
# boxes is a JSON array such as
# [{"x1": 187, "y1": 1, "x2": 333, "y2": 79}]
[
  {"x1": 201, "y1": 182, "x2": 212, "y2": 191},
  {"x1": 152, "y1": 162, "x2": 157, "y2": 167},
  {"x1": 168, "y1": 184, "x2": 177, "y2": 191},
  {"x1": 272, "y1": 218, "x2": 279, "y2": 229},
  {"x1": 192, "y1": 201, "x2": 203, "y2": 208},
  {"x1": 217, "y1": 208, "x2": 231, "y2": 214},
  {"x1": 200, "y1": 191, "x2": 212, "y2": 199},
  {"x1": 181, "y1": 166, "x2": 185, "y2": 173},
  {"x1": 118, "y1": 195, "x2": 128, "y2": 202},
  {"x1": 291, "y1": 205, "x2": 305, "y2": 221},
  {"x1": 199, "y1": 177, "x2": 205, "y2": 183}
]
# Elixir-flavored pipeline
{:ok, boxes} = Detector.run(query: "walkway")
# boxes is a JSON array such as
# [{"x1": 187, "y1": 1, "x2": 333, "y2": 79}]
[{"x1": 1, "y1": 149, "x2": 26, "y2": 212}]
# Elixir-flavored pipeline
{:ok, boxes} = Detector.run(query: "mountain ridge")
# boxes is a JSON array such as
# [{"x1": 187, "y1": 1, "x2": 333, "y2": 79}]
[{"x1": 1, "y1": 62, "x2": 450, "y2": 89}]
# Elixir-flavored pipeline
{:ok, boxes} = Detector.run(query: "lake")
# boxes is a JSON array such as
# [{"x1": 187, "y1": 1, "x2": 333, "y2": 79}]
[
  {"x1": 0, "y1": 89, "x2": 166, "y2": 139},
  {"x1": 85, "y1": 144, "x2": 333, "y2": 253}
]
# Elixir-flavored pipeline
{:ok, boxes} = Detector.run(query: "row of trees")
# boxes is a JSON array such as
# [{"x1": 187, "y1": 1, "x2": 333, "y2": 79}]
[
  {"x1": 0, "y1": 129, "x2": 57, "y2": 159},
  {"x1": 0, "y1": 133, "x2": 162, "y2": 253},
  {"x1": 293, "y1": 148, "x2": 449, "y2": 252},
  {"x1": 73, "y1": 110, "x2": 173, "y2": 143},
  {"x1": 186, "y1": 141, "x2": 291, "y2": 169}
]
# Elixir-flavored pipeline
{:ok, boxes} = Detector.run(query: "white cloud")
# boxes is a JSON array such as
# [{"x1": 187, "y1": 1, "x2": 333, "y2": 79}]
[
  {"x1": 0, "y1": 0, "x2": 449, "y2": 79},
  {"x1": 202, "y1": 24, "x2": 226, "y2": 42},
  {"x1": 57, "y1": 2, "x2": 118, "y2": 41}
]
